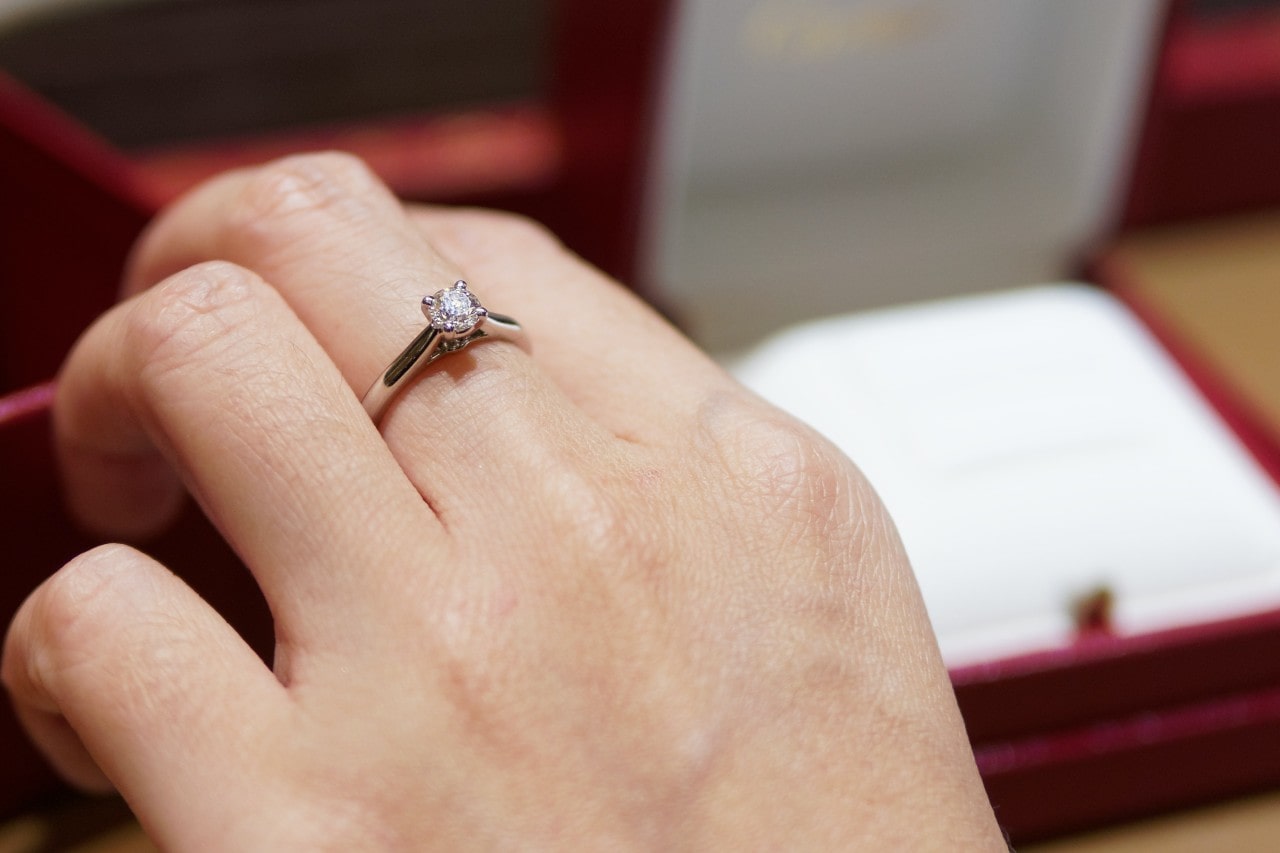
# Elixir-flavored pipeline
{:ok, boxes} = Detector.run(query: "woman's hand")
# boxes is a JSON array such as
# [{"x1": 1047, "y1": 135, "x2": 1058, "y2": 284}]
[{"x1": 3, "y1": 154, "x2": 1002, "y2": 849}]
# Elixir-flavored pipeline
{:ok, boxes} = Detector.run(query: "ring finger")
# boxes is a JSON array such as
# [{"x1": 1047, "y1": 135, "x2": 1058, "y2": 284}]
[
  {"x1": 125, "y1": 154, "x2": 731, "y2": 444},
  {"x1": 113, "y1": 153, "x2": 615, "y2": 536}
]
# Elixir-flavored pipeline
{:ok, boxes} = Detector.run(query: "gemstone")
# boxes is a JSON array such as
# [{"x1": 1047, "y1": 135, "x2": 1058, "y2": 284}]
[{"x1": 426, "y1": 282, "x2": 483, "y2": 334}]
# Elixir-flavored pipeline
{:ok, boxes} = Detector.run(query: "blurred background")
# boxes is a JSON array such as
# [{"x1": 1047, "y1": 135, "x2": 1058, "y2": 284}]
[
  {"x1": 5, "y1": 1, "x2": 1280, "y2": 850},
  {"x1": 0, "y1": 0, "x2": 1277, "y2": 351}
]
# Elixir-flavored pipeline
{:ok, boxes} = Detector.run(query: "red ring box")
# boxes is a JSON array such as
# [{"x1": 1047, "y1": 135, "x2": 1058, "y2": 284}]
[{"x1": 958, "y1": 0, "x2": 1280, "y2": 841}]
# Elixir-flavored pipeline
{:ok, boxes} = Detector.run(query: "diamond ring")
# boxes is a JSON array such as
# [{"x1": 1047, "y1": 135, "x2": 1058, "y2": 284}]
[{"x1": 361, "y1": 280, "x2": 525, "y2": 422}]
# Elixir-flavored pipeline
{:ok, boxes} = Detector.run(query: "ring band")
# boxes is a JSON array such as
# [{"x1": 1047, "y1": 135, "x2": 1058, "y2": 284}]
[{"x1": 361, "y1": 280, "x2": 525, "y2": 422}]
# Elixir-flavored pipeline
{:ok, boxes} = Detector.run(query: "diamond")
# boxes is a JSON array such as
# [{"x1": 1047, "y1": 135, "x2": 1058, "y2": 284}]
[{"x1": 425, "y1": 281, "x2": 484, "y2": 334}]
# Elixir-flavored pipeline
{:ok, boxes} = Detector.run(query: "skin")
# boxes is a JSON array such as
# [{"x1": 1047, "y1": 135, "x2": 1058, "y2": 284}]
[{"x1": 2, "y1": 154, "x2": 1004, "y2": 850}]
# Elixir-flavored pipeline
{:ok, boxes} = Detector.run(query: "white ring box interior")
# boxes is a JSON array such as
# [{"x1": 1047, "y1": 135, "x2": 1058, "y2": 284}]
[
  {"x1": 647, "y1": 1, "x2": 1164, "y2": 351},
  {"x1": 732, "y1": 286, "x2": 1280, "y2": 667}
]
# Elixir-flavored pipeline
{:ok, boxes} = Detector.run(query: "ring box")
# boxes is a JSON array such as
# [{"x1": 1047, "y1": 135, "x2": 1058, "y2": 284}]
[
  {"x1": 3, "y1": 0, "x2": 1280, "y2": 845},
  {"x1": 959, "y1": 1, "x2": 1280, "y2": 840},
  {"x1": 652, "y1": 0, "x2": 1280, "y2": 844}
]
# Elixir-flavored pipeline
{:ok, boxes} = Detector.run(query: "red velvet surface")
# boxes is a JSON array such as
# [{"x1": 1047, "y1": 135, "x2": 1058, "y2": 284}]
[
  {"x1": 1122, "y1": 0, "x2": 1280, "y2": 228},
  {"x1": 954, "y1": 608, "x2": 1280, "y2": 746},
  {"x1": 135, "y1": 104, "x2": 564, "y2": 207},
  {"x1": 953, "y1": 603, "x2": 1280, "y2": 840},
  {"x1": 979, "y1": 686, "x2": 1280, "y2": 840},
  {"x1": 0, "y1": 74, "x2": 153, "y2": 393},
  {"x1": 541, "y1": 0, "x2": 671, "y2": 294}
]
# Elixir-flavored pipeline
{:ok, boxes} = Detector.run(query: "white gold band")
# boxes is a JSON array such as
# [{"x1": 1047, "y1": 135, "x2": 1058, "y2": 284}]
[{"x1": 361, "y1": 280, "x2": 525, "y2": 423}]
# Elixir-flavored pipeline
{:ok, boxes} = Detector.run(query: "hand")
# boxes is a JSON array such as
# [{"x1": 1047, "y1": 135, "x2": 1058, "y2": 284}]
[{"x1": 3, "y1": 154, "x2": 1002, "y2": 849}]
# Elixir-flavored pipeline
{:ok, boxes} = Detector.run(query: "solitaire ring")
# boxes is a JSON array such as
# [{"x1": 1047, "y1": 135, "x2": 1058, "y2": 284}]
[{"x1": 361, "y1": 280, "x2": 525, "y2": 422}]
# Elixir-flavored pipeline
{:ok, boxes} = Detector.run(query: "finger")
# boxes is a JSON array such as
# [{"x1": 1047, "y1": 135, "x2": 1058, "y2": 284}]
[
  {"x1": 123, "y1": 153, "x2": 455, "y2": 392},
  {"x1": 409, "y1": 205, "x2": 734, "y2": 444},
  {"x1": 125, "y1": 153, "x2": 727, "y2": 450},
  {"x1": 56, "y1": 260, "x2": 435, "y2": 636},
  {"x1": 10, "y1": 702, "x2": 112, "y2": 793},
  {"x1": 119, "y1": 153, "x2": 620, "y2": 518},
  {"x1": 1, "y1": 545, "x2": 286, "y2": 846}
]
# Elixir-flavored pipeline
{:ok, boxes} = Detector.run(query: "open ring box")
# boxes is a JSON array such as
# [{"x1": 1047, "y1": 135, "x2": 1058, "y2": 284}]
[
  {"x1": 961, "y1": 3, "x2": 1280, "y2": 841},
  {"x1": 2, "y1": 0, "x2": 1280, "y2": 845},
  {"x1": 651, "y1": 0, "x2": 1280, "y2": 845}
]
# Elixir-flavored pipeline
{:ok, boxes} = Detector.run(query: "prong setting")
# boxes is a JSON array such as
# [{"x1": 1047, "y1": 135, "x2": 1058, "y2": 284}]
[
  {"x1": 363, "y1": 282, "x2": 524, "y2": 422},
  {"x1": 424, "y1": 280, "x2": 485, "y2": 337}
]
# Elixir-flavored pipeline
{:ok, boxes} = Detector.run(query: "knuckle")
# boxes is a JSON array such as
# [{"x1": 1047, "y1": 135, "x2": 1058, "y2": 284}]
[
  {"x1": 35, "y1": 545, "x2": 139, "y2": 638},
  {"x1": 698, "y1": 396, "x2": 917, "y2": 628},
  {"x1": 16, "y1": 546, "x2": 144, "y2": 692},
  {"x1": 557, "y1": 466, "x2": 677, "y2": 599},
  {"x1": 705, "y1": 396, "x2": 866, "y2": 548},
  {"x1": 561, "y1": 472, "x2": 653, "y2": 565},
  {"x1": 226, "y1": 151, "x2": 381, "y2": 248},
  {"x1": 123, "y1": 261, "x2": 262, "y2": 380},
  {"x1": 19, "y1": 548, "x2": 208, "y2": 720},
  {"x1": 468, "y1": 429, "x2": 665, "y2": 582}
]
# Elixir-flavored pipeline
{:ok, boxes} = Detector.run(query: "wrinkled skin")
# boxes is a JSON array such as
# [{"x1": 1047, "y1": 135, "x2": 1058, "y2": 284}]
[{"x1": 3, "y1": 154, "x2": 1003, "y2": 850}]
